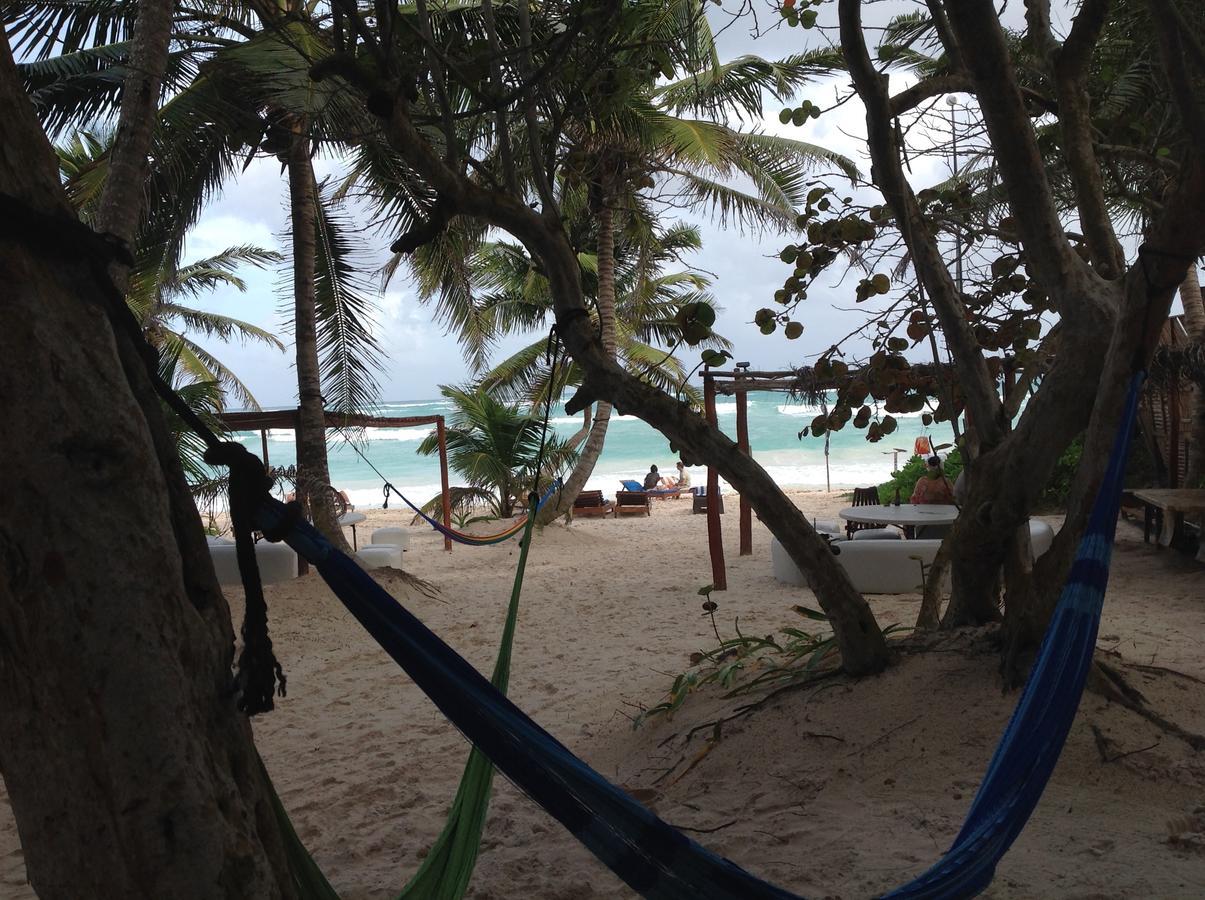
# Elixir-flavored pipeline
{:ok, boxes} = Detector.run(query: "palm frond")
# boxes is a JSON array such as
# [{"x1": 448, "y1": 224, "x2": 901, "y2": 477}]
[{"x1": 312, "y1": 184, "x2": 384, "y2": 414}]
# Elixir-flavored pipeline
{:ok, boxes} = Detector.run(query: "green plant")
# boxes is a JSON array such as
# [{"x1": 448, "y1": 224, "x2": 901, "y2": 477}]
[
  {"x1": 416, "y1": 384, "x2": 578, "y2": 518},
  {"x1": 878, "y1": 447, "x2": 963, "y2": 504},
  {"x1": 633, "y1": 602, "x2": 909, "y2": 727}
]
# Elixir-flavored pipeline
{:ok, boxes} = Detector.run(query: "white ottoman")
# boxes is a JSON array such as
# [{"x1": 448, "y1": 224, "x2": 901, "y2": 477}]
[
  {"x1": 370, "y1": 527, "x2": 410, "y2": 551},
  {"x1": 208, "y1": 540, "x2": 298, "y2": 586},
  {"x1": 256, "y1": 541, "x2": 298, "y2": 584},
  {"x1": 355, "y1": 545, "x2": 402, "y2": 569}
]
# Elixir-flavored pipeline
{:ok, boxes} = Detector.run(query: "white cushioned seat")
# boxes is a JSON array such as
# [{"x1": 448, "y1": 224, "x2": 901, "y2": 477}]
[
  {"x1": 852, "y1": 527, "x2": 903, "y2": 540},
  {"x1": 370, "y1": 527, "x2": 410, "y2": 550},
  {"x1": 355, "y1": 545, "x2": 403, "y2": 569},
  {"x1": 209, "y1": 540, "x2": 297, "y2": 586},
  {"x1": 771, "y1": 519, "x2": 1055, "y2": 595}
]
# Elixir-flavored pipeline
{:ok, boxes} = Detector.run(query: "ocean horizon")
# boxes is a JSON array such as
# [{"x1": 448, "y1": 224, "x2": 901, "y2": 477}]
[{"x1": 227, "y1": 394, "x2": 947, "y2": 510}]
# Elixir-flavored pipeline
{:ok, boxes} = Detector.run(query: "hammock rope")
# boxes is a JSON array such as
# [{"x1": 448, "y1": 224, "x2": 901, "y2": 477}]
[{"x1": 336, "y1": 425, "x2": 561, "y2": 547}]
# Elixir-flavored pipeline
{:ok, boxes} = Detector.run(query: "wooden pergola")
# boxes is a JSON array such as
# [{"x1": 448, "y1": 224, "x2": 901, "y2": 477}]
[
  {"x1": 218, "y1": 408, "x2": 454, "y2": 551},
  {"x1": 701, "y1": 367, "x2": 814, "y2": 591},
  {"x1": 700, "y1": 361, "x2": 986, "y2": 590}
]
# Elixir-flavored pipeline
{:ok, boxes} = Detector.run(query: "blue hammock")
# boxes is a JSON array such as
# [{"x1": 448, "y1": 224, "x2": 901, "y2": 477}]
[{"x1": 254, "y1": 372, "x2": 1143, "y2": 899}]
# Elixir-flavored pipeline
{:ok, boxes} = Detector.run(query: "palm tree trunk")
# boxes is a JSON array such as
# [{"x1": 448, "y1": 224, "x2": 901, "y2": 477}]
[
  {"x1": 286, "y1": 128, "x2": 348, "y2": 549},
  {"x1": 0, "y1": 36, "x2": 294, "y2": 898},
  {"x1": 94, "y1": 0, "x2": 172, "y2": 249},
  {"x1": 1179, "y1": 267, "x2": 1205, "y2": 486},
  {"x1": 539, "y1": 179, "x2": 617, "y2": 522}
]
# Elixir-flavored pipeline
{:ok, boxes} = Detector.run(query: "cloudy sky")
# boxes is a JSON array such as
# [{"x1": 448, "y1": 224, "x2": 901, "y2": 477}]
[{"x1": 181, "y1": 1, "x2": 1084, "y2": 408}]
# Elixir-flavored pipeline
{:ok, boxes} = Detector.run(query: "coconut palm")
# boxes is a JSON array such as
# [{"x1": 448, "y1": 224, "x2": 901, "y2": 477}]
[
  {"x1": 441, "y1": 221, "x2": 727, "y2": 408},
  {"x1": 56, "y1": 130, "x2": 286, "y2": 408},
  {"x1": 415, "y1": 384, "x2": 579, "y2": 519},
  {"x1": 9, "y1": 2, "x2": 412, "y2": 543},
  {"x1": 402, "y1": 1, "x2": 858, "y2": 516}
]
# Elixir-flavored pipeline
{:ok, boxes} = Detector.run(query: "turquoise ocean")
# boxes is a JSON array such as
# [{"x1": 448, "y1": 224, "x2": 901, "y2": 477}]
[{"x1": 231, "y1": 395, "x2": 942, "y2": 509}]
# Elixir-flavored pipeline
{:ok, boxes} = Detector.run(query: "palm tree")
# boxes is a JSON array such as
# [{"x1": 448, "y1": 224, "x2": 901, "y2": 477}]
[
  {"x1": 443, "y1": 221, "x2": 726, "y2": 404},
  {"x1": 403, "y1": 2, "x2": 857, "y2": 516},
  {"x1": 56, "y1": 130, "x2": 286, "y2": 408},
  {"x1": 416, "y1": 384, "x2": 579, "y2": 519},
  {"x1": 11, "y1": 2, "x2": 404, "y2": 544}
]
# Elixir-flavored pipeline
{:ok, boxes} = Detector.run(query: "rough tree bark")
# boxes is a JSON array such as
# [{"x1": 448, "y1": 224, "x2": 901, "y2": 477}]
[
  {"x1": 0, "y1": 33, "x2": 294, "y2": 900},
  {"x1": 286, "y1": 127, "x2": 349, "y2": 549}
]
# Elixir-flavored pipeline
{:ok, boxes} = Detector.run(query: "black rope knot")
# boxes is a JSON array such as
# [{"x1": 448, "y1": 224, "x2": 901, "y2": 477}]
[{"x1": 205, "y1": 441, "x2": 287, "y2": 715}]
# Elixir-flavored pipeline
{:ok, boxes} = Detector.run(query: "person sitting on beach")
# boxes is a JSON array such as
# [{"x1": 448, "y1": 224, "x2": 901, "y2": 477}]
[
  {"x1": 910, "y1": 456, "x2": 955, "y2": 505},
  {"x1": 656, "y1": 461, "x2": 690, "y2": 492},
  {"x1": 642, "y1": 465, "x2": 662, "y2": 490},
  {"x1": 671, "y1": 461, "x2": 691, "y2": 492}
]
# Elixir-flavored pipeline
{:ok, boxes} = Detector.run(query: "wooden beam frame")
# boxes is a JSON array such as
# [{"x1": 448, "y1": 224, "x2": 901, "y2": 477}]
[{"x1": 216, "y1": 408, "x2": 454, "y2": 551}]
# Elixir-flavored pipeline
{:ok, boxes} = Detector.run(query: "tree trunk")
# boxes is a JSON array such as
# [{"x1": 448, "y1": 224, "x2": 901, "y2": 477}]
[
  {"x1": 1180, "y1": 267, "x2": 1205, "y2": 486},
  {"x1": 93, "y1": 0, "x2": 172, "y2": 248},
  {"x1": 0, "y1": 37, "x2": 293, "y2": 899},
  {"x1": 539, "y1": 177, "x2": 618, "y2": 523},
  {"x1": 286, "y1": 128, "x2": 348, "y2": 549}
]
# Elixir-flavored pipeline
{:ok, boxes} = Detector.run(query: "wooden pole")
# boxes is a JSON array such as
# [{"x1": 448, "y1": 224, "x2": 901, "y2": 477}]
[
  {"x1": 736, "y1": 381, "x2": 751, "y2": 556},
  {"x1": 437, "y1": 417, "x2": 453, "y2": 551},
  {"x1": 704, "y1": 371, "x2": 726, "y2": 590},
  {"x1": 260, "y1": 428, "x2": 269, "y2": 466}
]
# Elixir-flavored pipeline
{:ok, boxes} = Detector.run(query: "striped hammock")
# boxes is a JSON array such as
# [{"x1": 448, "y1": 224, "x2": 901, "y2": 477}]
[{"x1": 251, "y1": 372, "x2": 1144, "y2": 899}]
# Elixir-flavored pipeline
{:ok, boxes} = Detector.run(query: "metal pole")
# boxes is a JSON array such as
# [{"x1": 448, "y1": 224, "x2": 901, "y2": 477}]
[
  {"x1": 736, "y1": 380, "x2": 751, "y2": 556},
  {"x1": 437, "y1": 417, "x2": 453, "y2": 551},
  {"x1": 704, "y1": 370, "x2": 727, "y2": 590}
]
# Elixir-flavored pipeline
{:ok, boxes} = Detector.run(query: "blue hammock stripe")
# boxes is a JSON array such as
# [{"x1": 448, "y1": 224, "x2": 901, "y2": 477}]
[{"x1": 252, "y1": 372, "x2": 1143, "y2": 900}]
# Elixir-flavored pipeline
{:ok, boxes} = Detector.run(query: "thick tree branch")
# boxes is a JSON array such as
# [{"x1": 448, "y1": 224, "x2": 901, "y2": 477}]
[
  {"x1": 944, "y1": 0, "x2": 1096, "y2": 304},
  {"x1": 924, "y1": 0, "x2": 964, "y2": 72},
  {"x1": 1023, "y1": 0, "x2": 1057, "y2": 60},
  {"x1": 838, "y1": 0, "x2": 1005, "y2": 445},
  {"x1": 888, "y1": 73, "x2": 971, "y2": 117},
  {"x1": 1053, "y1": 0, "x2": 1124, "y2": 278}
]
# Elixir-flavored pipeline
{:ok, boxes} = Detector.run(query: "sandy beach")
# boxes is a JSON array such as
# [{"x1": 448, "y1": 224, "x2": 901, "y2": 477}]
[{"x1": 3, "y1": 490, "x2": 1203, "y2": 898}]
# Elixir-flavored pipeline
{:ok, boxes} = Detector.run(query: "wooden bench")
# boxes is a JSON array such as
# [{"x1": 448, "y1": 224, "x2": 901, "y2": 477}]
[
  {"x1": 615, "y1": 490, "x2": 652, "y2": 516},
  {"x1": 572, "y1": 490, "x2": 613, "y2": 517},
  {"x1": 1127, "y1": 488, "x2": 1205, "y2": 555}
]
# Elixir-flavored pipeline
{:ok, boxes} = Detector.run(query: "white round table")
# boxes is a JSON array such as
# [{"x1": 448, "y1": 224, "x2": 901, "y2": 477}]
[
  {"x1": 338, "y1": 511, "x2": 367, "y2": 549},
  {"x1": 838, "y1": 504, "x2": 959, "y2": 528}
]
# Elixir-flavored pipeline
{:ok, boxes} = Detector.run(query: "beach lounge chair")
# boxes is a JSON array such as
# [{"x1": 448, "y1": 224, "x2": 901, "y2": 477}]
[
  {"x1": 614, "y1": 490, "x2": 651, "y2": 516},
  {"x1": 691, "y1": 485, "x2": 724, "y2": 515},
  {"x1": 572, "y1": 490, "x2": 614, "y2": 517}
]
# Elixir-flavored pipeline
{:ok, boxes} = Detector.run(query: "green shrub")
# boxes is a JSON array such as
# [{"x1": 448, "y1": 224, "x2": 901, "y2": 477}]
[{"x1": 877, "y1": 448, "x2": 963, "y2": 503}]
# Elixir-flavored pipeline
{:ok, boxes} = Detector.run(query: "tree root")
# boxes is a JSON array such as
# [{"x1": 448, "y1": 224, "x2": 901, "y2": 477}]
[{"x1": 1087, "y1": 658, "x2": 1205, "y2": 751}]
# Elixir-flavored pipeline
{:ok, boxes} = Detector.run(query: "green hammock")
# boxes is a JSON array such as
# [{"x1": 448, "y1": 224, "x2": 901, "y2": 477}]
[{"x1": 266, "y1": 503, "x2": 540, "y2": 900}]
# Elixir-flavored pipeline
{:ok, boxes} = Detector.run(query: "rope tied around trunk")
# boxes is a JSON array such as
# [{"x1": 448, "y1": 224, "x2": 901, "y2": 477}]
[{"x1": 205, "y1": 441, "x2": 289, "y2": 715}]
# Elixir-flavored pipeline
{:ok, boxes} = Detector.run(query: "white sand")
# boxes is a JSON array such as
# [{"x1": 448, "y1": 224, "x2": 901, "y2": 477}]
[{"x1": 3, "y1": 490, "x2": 1204, "y2": 898}]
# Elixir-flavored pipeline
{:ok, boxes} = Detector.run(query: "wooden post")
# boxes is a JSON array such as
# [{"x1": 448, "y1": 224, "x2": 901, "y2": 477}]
[
  {"x1": 437, "y1": 417, "x2": 453, "y2": 551},
  {"x1": 704, "y1": 371, "x2": 726, "y2": 590},
  {"x1": 736, "y1": 381, "x2": 752, "y2": 556},
  {"x1": 260, "y1": 428, "x2": 269, "y2": 466}
]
